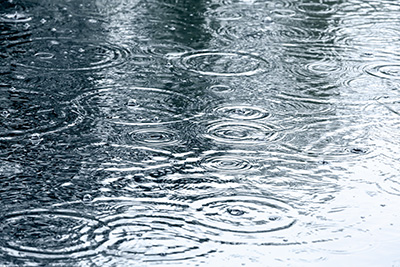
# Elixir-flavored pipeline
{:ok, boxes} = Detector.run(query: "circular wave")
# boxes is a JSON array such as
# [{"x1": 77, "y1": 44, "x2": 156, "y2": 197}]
[
  {"x1": 269, "y1": 93, "x2": 336, "y2": 117},
  {"x1": 295, "y1": 2, "x2": 337, "y2": 16},
  {"x1": 5, "y1": 37, "x2": 130, "y2": 71},
  {"x1": 174, "y1": 50, "x2": 270, "y2": 76},
  {"x1": 0, "y1": 209, "x2": 108, "y2": 259},
  {"x1": 207, "y1": 84, "x2": 235, "y2": 94},
  {"x1": 199, "y1": 150, "x2": 270, "y2": 174},
  {"x1": 204, "y1": 121, "x2": 282, "y2": 144},
  {"x1": 61, "y1": 197, "x2": 213, "y2": 262},
  {"x1": 364, "y1": 64, "x2": 400, "y2": 80},
  {"x1": 0, "y1": 87, "x2": 84, "y2": 140},
  {"x1": 299, "y1": 120, "x2": 376, "y2": 162},
  {"x1": 214, "y1": 104, "x2": 270, "y2": 120},
  {"x1": 190, "y1": 195, "x2": 297, "y2": 233},
  {"x1": 128, "y1": 127, "x2": 180, "y2": 147},
  {"x1": 78, "y1": 86, "x2": 203, "y2": 126},
  {"x1": 0, "y1": 12, "x2": 32, "y2": 23}
]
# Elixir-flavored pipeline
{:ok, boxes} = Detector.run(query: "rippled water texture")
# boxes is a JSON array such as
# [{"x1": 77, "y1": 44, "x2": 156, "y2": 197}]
[{"x1": 2, "y1": 0, "x2": 400, "y2": 266}]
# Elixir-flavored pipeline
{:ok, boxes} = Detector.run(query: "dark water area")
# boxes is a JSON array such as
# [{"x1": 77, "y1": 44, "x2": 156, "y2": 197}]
[{"x1": 1, "y1": 0, "x2": 400, "y2": 266}]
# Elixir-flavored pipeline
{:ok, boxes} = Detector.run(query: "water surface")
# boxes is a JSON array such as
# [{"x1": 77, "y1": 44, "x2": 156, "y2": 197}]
[{"x1": 1, "y1": 0, "x2": 400, "y2": 266}]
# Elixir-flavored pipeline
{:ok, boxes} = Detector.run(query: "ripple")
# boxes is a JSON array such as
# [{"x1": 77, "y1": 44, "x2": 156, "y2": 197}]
[
  {"x1": 206, "y1": 6, "x2": 243, "y2": 21},
  {"x1": 270, "y1": 93, "x2": 336, "y2": 117},
  {"x1": 191, "y1": 195, "x2": 297, "y2": 233},
  {"x1": 0, "y1": 87, "x2": 84, "y2": 140},
  {"x1": 67, "y1": 197, "x2": 213, "y2": 262},
  {"x1": 0, "y1": 22, "x2": 31, "y2": 42},
  {"x1": 0, "y1": 12, "x2": 32, "y2": 23},
  {"x1": 333, "y1": 22, "x2": 400, "y2": 47},
  {"x1": 0, "y1": 209, "x2": 108, "y2": 259},
  {"x1": 364, "y1": 64, "x2": 400, "y2": 80},
  {"x1": 207, "y1": 84, "x2": 235, "y2": 94},
  {"x1": 295, "y1": 2, "x2": 337, "y2": 16},
  {"x1": 214, "y1": 104, "x2": 270, "y2": 120},
  {"x1": 76, "y1": 143, "x2": 179, "y2": 173},
  {"x1": 378, "y1": 177, "x2": 400, "y2": 196},
  {"x1": 300, "y1": 120, "x2": 376, "y2": 161},
  {"x1": 5, "y1": 37, "x2": 130, "y2": 72},
  {"x1": 204, "y1": 121, "x2": 282, "y2": 144},
  {"x1": 270, "y1": 9, "x2": 297, "y2": 18},
  {"x1": 273, "y1": 24, "x2": 330, "y2": 43},
  {"x1": 174, "y1": 50, "x2": 270, "y2": 76},
  {"x1": 199, "y1": 150, "x2": 270, "y2": 174},
  {"x1": 78, "y1": 86, "x2": 203, "y2": 126},
  {"x1": 128, "y1": 127, "x2": 180, "y2": 147}
]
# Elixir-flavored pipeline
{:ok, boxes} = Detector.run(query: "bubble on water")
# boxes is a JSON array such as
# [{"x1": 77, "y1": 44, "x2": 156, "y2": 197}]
[
  {"x1": 83, "y1": 194, "x2": 93, "y2": 203},
  {"x1": 29, "y1": 133, "x2": 42, "y2": 145},
  {"x1": 1, "y1": 110, "x2": 10, "y2": 118}
]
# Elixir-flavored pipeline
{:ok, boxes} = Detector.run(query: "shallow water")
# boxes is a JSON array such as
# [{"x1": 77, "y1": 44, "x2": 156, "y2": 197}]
[{"x1": 1, "y1": 0, "x2": 400, "y2": 266}]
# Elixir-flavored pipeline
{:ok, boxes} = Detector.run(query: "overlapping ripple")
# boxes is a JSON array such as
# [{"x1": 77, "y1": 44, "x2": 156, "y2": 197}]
[
  {"x1": 76, "y1": 143, "x2": 180, "y2": 173},
  {"x1": 78, "y1": 86, "x2": 204, "y2": 126},
  {"x1": 0, "y1": 87, "x2": 84, "y2": 140},
  {"x1": 364, "y1": 63, "x2": 400, "y2": 80},
  {"x1": 0, "y1": 209, "x2": 109, "y2": 259},
  {"x1": 54, "y1": 197, "x2": 214, "y2": 263},
  {"x1": 190, "y1": 195, "x2": 297, "y2": 234}
]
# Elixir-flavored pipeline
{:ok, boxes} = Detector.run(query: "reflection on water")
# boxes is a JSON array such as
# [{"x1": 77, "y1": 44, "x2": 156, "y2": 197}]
[{"x1": 2, "y1": 0, "x2": 400, "y2": 266}]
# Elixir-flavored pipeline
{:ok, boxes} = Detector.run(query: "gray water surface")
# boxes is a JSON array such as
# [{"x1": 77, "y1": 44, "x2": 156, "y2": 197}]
[{"x1": 1, "y1": 0, "x2": 400, "y2": 266}]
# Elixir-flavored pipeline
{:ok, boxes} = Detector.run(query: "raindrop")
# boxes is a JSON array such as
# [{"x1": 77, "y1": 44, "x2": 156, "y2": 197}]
[{"x1": 83, "y1": 194, "x2": 93, "y2": 203}]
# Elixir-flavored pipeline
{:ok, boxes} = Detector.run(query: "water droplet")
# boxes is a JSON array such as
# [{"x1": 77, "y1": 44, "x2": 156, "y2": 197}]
[
  {"x1": 83, "y1": 194, "x2": 93, "y2": 203},
  {"x1": 30, "y1": 133, "x2": 42, "y2": 145},
  {"x1": 1, "y1": 110, "x2": 10, "y2": 118}
]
